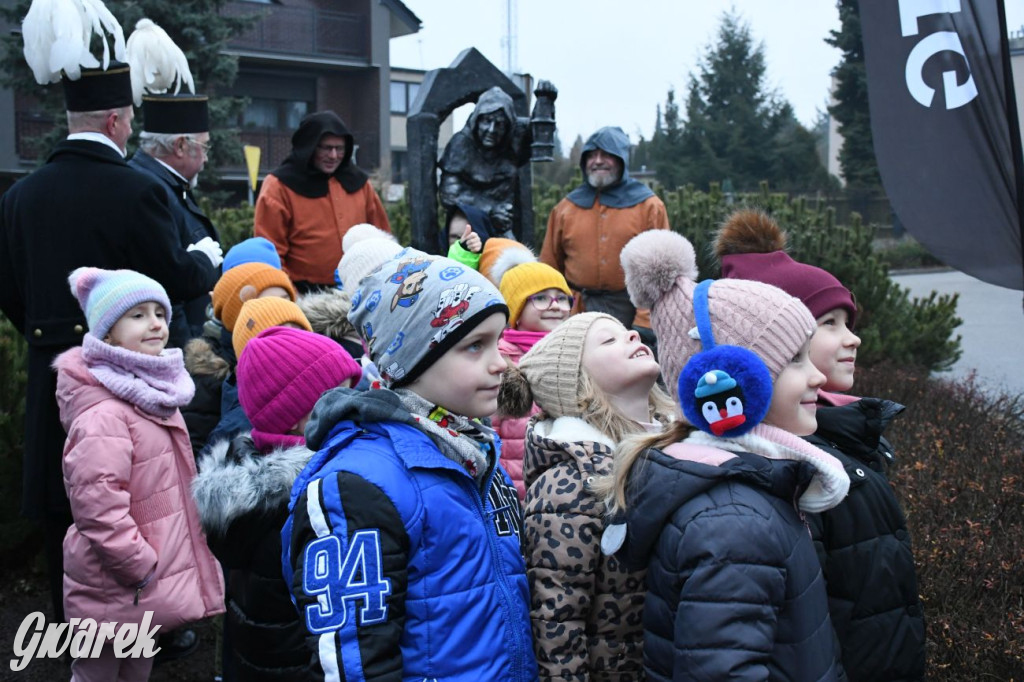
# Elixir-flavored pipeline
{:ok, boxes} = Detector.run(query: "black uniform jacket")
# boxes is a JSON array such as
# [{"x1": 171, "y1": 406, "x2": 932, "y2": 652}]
[{"x1": 0, "y1": 139, "x2": 217, "y2": 518}]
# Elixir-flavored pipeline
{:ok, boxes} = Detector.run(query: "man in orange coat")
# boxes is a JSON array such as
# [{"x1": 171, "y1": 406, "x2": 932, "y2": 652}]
[
  {"x1": 255, "y1": 111, "x2": 391, "y2": 293},
  {"x1": 540, "y1": 126, "x2": 668, "y2": 331}
]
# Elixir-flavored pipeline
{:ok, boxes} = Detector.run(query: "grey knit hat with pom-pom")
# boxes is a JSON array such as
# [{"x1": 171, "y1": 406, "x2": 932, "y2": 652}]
[{"x1": 621, "y1": 230, "x2": 816, "y2": 390}]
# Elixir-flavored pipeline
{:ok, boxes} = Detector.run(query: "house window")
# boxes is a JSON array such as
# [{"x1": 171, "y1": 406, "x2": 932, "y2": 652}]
[
  {"x1": 243, "y1": 98, "x2": 309, "y2": 131},
  {"x1": 390, "y1": 81, "x2": 420, "y2": 115},
  {"x1": 392, "y1": 150, "x2": 407, "y2": 183}
]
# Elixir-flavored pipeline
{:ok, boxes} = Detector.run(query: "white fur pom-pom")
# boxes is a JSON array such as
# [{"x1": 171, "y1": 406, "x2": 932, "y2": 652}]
[
  {"x1": 621, "y1": 230, "x2": 698, "y2": 309},
  {"x1": 342, "y1": 223, "x2": 394, "y2": 252},
  {"x1": 487, "y1": 245, "x2": 535, "y2": 287}
]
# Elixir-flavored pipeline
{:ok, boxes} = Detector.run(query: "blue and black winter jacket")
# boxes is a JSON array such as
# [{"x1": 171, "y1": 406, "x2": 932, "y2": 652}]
[
  {"x1": 621, "y1": 445, "x2": 843, "y2": 681},
  {"x1": 281, "y1": 387, "x2": 538, "y2": 682}
]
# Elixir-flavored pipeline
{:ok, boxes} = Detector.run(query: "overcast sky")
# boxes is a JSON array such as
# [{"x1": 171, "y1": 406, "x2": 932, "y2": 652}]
[{"x1": 391, "y1": 1, "x2": 1024, "y2": 152}]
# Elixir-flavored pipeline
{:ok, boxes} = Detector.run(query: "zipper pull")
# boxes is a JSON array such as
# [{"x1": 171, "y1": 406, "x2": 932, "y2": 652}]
[{"x1": 134, "y1": 586, "x2": 142, "y2": 606}]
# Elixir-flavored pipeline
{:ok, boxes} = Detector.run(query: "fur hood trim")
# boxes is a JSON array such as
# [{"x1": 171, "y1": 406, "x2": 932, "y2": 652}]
[
  {"x1": 184, "y1": 337, "x2": 230, "y2": 380},
  {"x1": 532, "y1": 416, "x2": 615, "y2": 449},
  {"x1": 297, "y1": 289, "x2": 359, "y2": 343},
  {"x1": 192, "y1": 434, "x2": 315, "y2": 535}
]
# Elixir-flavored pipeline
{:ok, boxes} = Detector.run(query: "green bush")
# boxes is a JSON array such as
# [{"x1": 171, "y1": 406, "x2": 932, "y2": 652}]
[
  {"x1": 0, "y1": 316, "x2": 36, "y2": 563},
  {"x1": 532, "y1": 178, "x2": 962, "y2": 372},
  {"x1": 201, "y1": 199, "x2": 255, "y2": 253},
  {"x1": 874, "y1": 236, "x2": 946, "y2": 271}
]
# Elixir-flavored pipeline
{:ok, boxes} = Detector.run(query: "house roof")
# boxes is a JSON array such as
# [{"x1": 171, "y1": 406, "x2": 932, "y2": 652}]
[{"x1": 381, "y1": 0, "x2": 422, "y2": 38}]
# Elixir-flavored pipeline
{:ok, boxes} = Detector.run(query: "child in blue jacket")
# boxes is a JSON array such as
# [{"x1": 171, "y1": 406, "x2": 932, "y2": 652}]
[{"x1": 281, "y1": 248, "x2": 537, "y2": 681}]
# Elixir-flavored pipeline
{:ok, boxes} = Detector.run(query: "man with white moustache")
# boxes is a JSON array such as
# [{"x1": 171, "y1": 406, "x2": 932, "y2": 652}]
[{"x1": 540, "y1": 126, "x2": 669, "y2": 333}]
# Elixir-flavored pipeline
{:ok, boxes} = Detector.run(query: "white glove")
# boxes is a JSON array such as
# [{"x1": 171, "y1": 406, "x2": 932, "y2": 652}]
[{"x1": 188, "y1": 237, "x2": 224, "y2": 268}]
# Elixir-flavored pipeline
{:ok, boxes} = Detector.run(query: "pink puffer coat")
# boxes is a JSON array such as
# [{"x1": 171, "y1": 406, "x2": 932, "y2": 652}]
[
  {"x1": 54, "y1": 348, "x2": 224, "y2": 628},
  {"x1": 493, "y1": 336, "x2": 539, "y2": 500}
]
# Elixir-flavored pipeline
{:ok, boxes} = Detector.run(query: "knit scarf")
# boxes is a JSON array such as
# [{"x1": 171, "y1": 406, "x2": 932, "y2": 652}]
[
  {"x1": 501, "y1": 328, "x2": 547, "y2": 356},
  {"x1": 81, "y1": 334, "x2": 195, "y2": 418},
  {"x1": 686, "y1": 423, "x2": 850, "y2": 512},
  {"x1": 395, "y1": 389, "x2": 495, "y2": 487}
]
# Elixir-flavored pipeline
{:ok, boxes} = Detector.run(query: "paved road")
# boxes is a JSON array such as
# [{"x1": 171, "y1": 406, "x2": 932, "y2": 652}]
[{"x1": 891, "y1": 270, "x2": 1024, "y2": 397}]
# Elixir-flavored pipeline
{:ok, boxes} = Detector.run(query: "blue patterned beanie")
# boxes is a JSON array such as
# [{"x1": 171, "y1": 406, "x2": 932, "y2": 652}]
[{"x1": 347, "y1": 248, "x2": 508, "y2": 387}]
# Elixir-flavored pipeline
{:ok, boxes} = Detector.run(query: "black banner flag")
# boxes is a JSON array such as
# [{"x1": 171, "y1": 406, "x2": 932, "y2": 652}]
[{"x1": 859, "y1": 0, "x2": 1023, "y2": 290}]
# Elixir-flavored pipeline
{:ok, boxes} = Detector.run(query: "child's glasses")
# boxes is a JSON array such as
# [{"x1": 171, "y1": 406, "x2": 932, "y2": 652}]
[{"x1": 526, "y1": 293, "x2": 574, "y2": 310}]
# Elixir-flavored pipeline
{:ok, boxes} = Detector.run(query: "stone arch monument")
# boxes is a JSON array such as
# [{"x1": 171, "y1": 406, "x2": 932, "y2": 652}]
[{"x1": 406, "y1": 48, "x2": 555, "y2": 253}]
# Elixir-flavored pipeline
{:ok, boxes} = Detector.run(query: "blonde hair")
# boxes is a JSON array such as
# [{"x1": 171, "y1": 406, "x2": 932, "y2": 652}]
[
  {"x1": 591, "y1": 420, "x2": 695, "y2": 515},
  {"x1": 575, "y1": 368, "x2": 677, "y2": 444}
]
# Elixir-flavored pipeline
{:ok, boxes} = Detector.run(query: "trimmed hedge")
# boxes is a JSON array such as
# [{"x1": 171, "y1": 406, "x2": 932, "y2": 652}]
[{"x1": 856, "y1": 364, "x2": 1024, "y2": 678}]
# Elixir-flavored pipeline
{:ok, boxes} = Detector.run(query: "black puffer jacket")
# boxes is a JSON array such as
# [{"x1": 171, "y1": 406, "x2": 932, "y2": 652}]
[
  {"x1": 192, "y1": 434, "x2": 315, "y2": 681},
  {"x1": 621, "y1": 444, "x2": 842, "y2": 681},
  {"x1": 182, "y1": 328, "x2": 232, "y2": 457},
  {"x1": 805, "y1": 398, "x2": 925, "y2": 681}
]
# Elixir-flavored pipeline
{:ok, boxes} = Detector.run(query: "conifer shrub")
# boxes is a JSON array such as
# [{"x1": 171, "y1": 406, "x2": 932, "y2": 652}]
[
  {"x1": 534, "y1": 178, "x2": 962, "y2": 372},
  {"x1": 202, "y1": 200, "x2": 255, "y2": 253},
  {"x1": 0, "y1": 316, "x2": 35, "y2": 563}
]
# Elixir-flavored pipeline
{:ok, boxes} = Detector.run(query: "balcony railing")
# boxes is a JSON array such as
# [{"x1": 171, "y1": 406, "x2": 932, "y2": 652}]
[{"x1": 222, "y1": 2, "x2": 369, "y2": 61}]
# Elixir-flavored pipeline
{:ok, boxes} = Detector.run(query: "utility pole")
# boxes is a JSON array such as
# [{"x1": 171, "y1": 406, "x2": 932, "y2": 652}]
[{"x1": 503, "y1": 0, "x2": 518, "y2": 76}]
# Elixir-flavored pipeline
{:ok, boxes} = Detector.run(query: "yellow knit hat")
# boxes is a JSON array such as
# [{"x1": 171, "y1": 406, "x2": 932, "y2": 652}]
[
  {"x1": 232, "y1": 297, "x2": 312, "y2": 359},
  {"x1": 499, "y1": 262, "x2": 572, "y2": 328},
  {"x1": 212, "y1": 262, "x2": 296, "y2": 332}
]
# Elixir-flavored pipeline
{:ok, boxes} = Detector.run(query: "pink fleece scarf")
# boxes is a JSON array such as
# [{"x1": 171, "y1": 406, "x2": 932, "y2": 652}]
[
  {"x1": 80, "y1": 334, "x2": 195, "y2": 418},
  {"x1": 501, "y1": 328, "x2": 548, "y2": 355},
  {"x1": 686, "y1": 422, "x2": 850, "y2": 512}
]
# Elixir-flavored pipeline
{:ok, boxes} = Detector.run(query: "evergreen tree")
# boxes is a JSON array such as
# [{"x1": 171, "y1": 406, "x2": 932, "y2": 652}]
[
  {"x1": 567, "y1": 134, "x2": 584, "y2": 169},
  {"x1": 533, "y1": 131, "x2": 576, "y2": 189},
  {"x1": 650, "y1": 11, "x2": 829, "y2": 193},
  {"x1": 676, "y1": 11, "x2": 779, "y2": 191},
  {"x1": 653, "y1": 87, "x2": 686, "y2": 189},
  {"x1": 826, "y1": 0, "x2": 882, "y2": 189},
  {"x1": 0, "y1": 0, "x2": 254, "y2": 179},
  {"x1": 770, "y1": 102, "x2": 836, "y2": 192}
]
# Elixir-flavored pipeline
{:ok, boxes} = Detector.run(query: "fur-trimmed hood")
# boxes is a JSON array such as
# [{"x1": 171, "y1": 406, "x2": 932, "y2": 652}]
[
  {"x1": 297, "y1": 288, "x2": 360, "y2": 344},
  {"x1": 524, "y1": 416, "x2": 615, "y2": 490},
  {"x1": 184, "y1": 336, "x2": 230, "y2": 381},
  {"x1": 193, "y1": 433, "x2": 314, "y2": 537}
]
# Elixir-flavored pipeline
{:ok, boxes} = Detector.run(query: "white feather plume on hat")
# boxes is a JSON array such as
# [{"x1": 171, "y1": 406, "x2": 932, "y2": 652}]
[
  {"x1": 22, "y1": 0, "x2": 126, "y2": 84},
  {"x1": 125, "y1": 18, "x2": 195, "y2": 106}
]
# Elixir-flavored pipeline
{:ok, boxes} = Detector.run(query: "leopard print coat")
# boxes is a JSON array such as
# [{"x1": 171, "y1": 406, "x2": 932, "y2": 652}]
[{"x1": 524, "y1": 416, "x2": 646, "y2": 681}]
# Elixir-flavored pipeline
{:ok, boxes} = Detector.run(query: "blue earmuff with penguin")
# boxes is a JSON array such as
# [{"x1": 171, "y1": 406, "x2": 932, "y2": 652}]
[{"x1": 678, "y1": 279, "x2": 772, "y2": 437}]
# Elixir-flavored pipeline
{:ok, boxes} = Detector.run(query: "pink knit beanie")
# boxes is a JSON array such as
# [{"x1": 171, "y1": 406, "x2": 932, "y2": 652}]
[
  {"x1": 68, "y1": 267, "x2": 172, "y2": 340},
  {"x1": 621, "y1": 230, "x2": 816, "y2": 391},
  {"x1": 237, "y1": 327, "x2": 362, "y2": 449}
]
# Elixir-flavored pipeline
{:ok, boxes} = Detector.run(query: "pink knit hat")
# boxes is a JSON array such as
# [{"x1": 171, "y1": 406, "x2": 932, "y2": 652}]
[
  {"x1": 68, "y1": 267, "x2": 172, "y2": 340},
  {"x1": 621, "y1": 230, "x2": 816, "y2": 391},
  {"x1": 237, "y1": 327, "x2": 361, "y2": 451}
]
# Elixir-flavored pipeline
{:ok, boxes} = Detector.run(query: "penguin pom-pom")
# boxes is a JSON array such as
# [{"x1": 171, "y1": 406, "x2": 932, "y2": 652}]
[
  {"x1": 621, "y1": 230, "x2": 698, "y2": 310},
  {"x1": 714, "y1": 208, "x2": 786, "y2": 258},
  {"x1": 497, "y1": 363, "x2": 534, "y2": 418}
]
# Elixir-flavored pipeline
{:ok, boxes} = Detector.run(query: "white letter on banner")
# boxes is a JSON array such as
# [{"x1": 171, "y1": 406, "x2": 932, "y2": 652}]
[
  {"x1": 899, "y1": 0, "x2": 962, "y2": 37},
  {"x1": 905, "y1": 31, "x2": 978, "y2": 108}
]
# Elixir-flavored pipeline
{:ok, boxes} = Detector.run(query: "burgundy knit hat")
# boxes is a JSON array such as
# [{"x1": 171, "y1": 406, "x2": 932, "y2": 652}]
[
  {"x1": 715, "y1": 209, "x2": 858, "y2": 326},
  {"x1": 237, "y1": 327, "x2": 361, "y2": 444}
]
